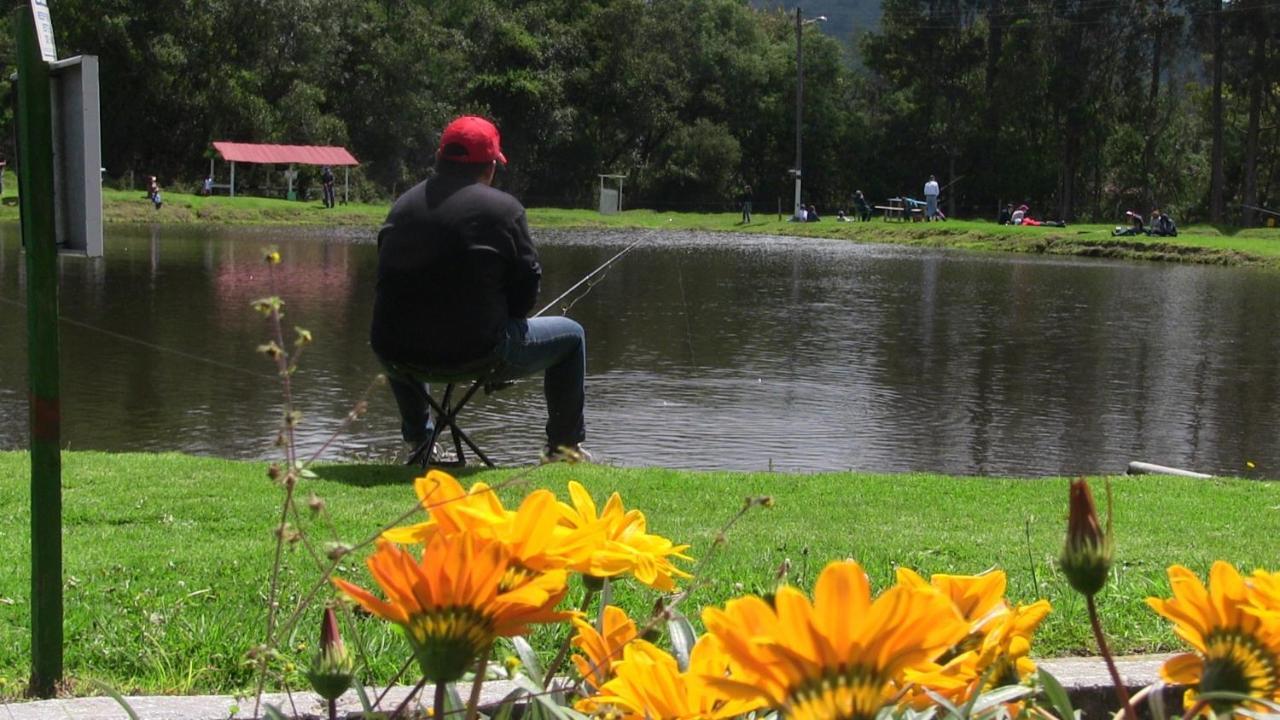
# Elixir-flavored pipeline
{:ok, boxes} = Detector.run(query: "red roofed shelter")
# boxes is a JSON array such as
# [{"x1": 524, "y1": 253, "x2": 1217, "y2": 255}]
[{"x1": 210, "y1": 142, "x2": 359, "y2": 202}]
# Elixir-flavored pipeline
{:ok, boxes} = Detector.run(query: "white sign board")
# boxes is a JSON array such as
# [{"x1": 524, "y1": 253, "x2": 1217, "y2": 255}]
[{"x1": 30, "y1": 0, "x2": 57, "y2": 62}]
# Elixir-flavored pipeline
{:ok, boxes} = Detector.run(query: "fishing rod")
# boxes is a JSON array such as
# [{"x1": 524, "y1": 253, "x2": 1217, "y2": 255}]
[
  {"x1": 1241, "y1": 203, "x2": 1279, "y2": 218},
  {"x1": 939, "y1": 175, "x2": 965, "y2": 194},
  {"x1": 533, "y1": 235, "x2": 646, "y2": 318}
]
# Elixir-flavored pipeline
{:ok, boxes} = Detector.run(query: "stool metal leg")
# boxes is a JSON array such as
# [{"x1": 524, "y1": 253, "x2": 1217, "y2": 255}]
[{"x1": 404, "y1": 379, "x2": 495, "y2": 469}]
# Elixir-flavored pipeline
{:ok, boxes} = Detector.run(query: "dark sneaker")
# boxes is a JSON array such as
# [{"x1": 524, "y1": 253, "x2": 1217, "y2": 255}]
[{"x1": 540, "y1": 444, "x2": 594, "y2": 465}]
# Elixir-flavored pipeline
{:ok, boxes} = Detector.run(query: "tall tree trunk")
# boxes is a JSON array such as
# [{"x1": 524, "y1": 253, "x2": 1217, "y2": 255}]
[
  {"x1": 1240, "y1": 21, "x2": 1266, "y2": 226},
  {"x1": 1209, "y1": 0, "x2": 1226, "y2": 222}
]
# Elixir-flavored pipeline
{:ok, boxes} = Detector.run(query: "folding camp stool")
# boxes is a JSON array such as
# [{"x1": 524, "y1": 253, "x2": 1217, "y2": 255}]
[{"x1": 383, "y1": 360, "x2": 511, "y2": 469}]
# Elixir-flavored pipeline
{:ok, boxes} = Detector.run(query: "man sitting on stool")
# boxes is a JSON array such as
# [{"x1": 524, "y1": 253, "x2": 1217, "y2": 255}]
[{"x1": 371, "y1": 115, "x2": 589, "y2": 464}]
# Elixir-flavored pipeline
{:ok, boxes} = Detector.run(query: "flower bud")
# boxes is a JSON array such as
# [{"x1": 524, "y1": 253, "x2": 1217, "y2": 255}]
[
  {"x1": 306, "y1": 606, "x2": 354, "y2": 701},
  {"x1": 1059, "y1": 478, "x2": 1113, "y2": 596}
]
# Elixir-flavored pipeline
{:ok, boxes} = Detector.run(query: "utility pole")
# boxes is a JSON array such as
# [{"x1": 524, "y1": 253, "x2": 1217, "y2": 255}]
[
  {"x1": 793, "y1": 7, "x2": 804, "y2": 221},
  {"x1": 792, "y1": 8, "x2": 826, "y2": 222}
]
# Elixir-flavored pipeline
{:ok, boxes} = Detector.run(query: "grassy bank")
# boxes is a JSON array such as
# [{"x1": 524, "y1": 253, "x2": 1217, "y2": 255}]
[
  {"x1": 2, "y1": 450, "x2": 1277, "y2": 697},
  {"x1": 1, "y1": 181, "x2": 1277, "y2": 269}
]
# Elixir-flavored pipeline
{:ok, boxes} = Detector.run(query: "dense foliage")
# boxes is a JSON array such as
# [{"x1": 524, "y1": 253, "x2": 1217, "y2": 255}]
[{"x1": 0, "y1": 0, "x2": 1275, "y2": 222}]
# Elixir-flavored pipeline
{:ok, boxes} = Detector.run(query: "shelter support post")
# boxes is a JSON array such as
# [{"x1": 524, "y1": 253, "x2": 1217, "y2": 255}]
[
  {"x1": 15, "y1": 4, "x2": 64, "y2": 698},
  {"x1": 230, "y1": 161, "x2": 236, "y2": 197},
  {"x1": 344, "y1": 167, "x2": 349, "y2": 204}
]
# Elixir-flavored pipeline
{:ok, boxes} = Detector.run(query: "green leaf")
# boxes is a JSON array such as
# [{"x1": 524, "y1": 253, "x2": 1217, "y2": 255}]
[
  {"x1": 1038, "y1": 668, "x2": 1075, "y2": 720},
  {"x1": 923, "y1": 688, "x2": 965, "y2": 719},
  {"x1": 666, "y1": 609, "x2": 698, "y2": 672},
  {"x1": 512, "y1": 675, "x2": 591, "y2": 720},
  {"x1": 264, "y1": 705, "x2": 289, "y2": 720},
  {"x1": 85, "y1": 680, "x2": 141, "y2": 720},
  {"x1": 969, "y1": 685, "x2": 1033, "y2": 715},
  {"x1": 1144, "y1": 681, "x2": 1166, "y2": 720},
  {"x1": 490, "y1": 688, "x2": 526, "y2": 720},
  {"x1": 353, "y1": 676, "x2": 373, "y2": 712},
  {"x1": 510, "y1": 636, "x2": 545, "y2": 686},
  {"x1": 445, "y1": 681, "x2": 466, "y2": 717}
]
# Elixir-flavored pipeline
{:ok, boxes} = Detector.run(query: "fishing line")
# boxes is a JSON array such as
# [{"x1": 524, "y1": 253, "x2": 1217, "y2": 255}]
[
  {"x1": 533, "y1": 234, "x2": 647, "y2": 318},
  {"x1": 0, "y1": 292, "x2": 273, "y2": 379},
  {"x1": 675, "y1": 256, "x2": 697, "y2": 366}
]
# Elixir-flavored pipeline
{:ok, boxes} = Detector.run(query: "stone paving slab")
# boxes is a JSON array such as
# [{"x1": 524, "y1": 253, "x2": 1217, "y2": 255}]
[{"x1": 1, "y1": 656, "x2": 1173, "y2": 719}]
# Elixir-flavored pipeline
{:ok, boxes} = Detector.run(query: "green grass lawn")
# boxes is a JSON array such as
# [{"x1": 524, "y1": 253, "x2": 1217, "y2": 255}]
[
  {"x1": 2, "y1": 450, "x2": 1277, "y2": 698},
  {"x1": 0, "y1": 177, "x2": 1277, "y2": 269}
]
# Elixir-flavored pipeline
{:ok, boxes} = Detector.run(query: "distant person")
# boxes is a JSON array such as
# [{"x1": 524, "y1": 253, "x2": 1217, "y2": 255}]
[
  {"x1": 836, "y1": 209, "x2": 852, "y2": 222},
  {"x1": 1149, "y1": 208, "x2": 1178, "y2": 237},
  {"x1": 202, "y1": 176, "x2": 213, "y2": 196},
  {"x1": 1113, "y1": 210, "x2": 1145, "y2": 236},
  {"x1": 998, "y1": 204, "x2": 1013, "y2": 225},
  {"x1": 805, "y1": 204, "x2": 820, "y2": 222},
  {"x1": 738, "y1": 185, "x2": 752, "y2": 224},
  {"x1": 924, "y1": 175, "x2": 940, "y2": 221},
  {"x1": 1011, "y1": 204, "x2": 1027, "y2": 225},
  {"x1": 854, "y1": 190, "x2": 871, "y2": 221},
  {"x1": 148, "y1": 176, "x2": 162, "y2": 210},
  {"x1": 321, "y1": 165, "x2": 336, "y2": 208}
]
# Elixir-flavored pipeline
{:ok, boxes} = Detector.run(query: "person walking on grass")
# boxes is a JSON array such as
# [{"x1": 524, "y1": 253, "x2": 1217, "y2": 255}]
[
  {"x1": 371, "y1": 115, "x2": 590, "y2": 465},
  {"x1": 739, "y1": 185, "x2": 753, "y2": 224}
]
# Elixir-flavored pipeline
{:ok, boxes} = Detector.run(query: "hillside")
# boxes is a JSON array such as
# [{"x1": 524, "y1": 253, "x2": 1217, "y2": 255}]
[{"x1": 751, "y1": 0, "x2": 882, "y2": 37}]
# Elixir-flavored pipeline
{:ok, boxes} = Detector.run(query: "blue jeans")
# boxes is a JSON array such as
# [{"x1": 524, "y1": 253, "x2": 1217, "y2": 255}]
[
  {"x1": 926, "y1": 195, "x2": 938, "y2": 220},
  {"x1": 386, "y1": 316, "x2": 586, "y2": 449}
]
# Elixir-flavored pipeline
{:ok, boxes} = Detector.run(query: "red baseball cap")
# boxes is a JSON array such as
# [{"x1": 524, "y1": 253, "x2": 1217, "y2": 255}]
[{"x1": 437, "y1": 115, "x2": 507, "y2": 165}]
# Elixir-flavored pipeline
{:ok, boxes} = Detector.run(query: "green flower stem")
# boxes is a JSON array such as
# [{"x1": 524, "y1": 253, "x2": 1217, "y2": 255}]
[
  {"x1": 1087, "y1": 594, "x2": 1136, "y2": 720},
  {"x1": 542, "y1": 586, "x2": 599, "y2": 689},
  {"x1": 328, "y1": 697, "x2": 336, "y2": 720}
]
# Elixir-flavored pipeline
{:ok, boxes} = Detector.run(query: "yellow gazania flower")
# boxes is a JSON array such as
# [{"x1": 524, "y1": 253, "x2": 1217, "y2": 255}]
[
  {"x1": 332, "y1": 532, "x2": 573, "y2": 683},
  {"x1": 896, "y1": 568, "x2": 1051, "y2": 705},
  {"x1": 582, "y1": 636, "x2": 762, "y2": 720},
  {"x1": 557, "y1": 481, "x2": 693, "y2": 591},
  {"x1": 701, "y1": 560, "x2": 969, "y2": 720},
  {"x1": 1146, "y1": 562, "x2": 1280, "y2": 714},
  {"x1": 572, "y1": 604, "x2": 639, "y2": 693},
  {"x1": 896, "y1": 568, "x2": 1009, "y2": 643},
  {"x1": 383, "y1": 471, "x2": 597, "y2": 589},
  {"x1": 905, "y1": 599, "x2": 1052, "y2": 706}
]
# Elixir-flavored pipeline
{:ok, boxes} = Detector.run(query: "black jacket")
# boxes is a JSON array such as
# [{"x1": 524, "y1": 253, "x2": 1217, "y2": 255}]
[{"x1": 371, "y1": 173, "x2": 541, "y2": 368}]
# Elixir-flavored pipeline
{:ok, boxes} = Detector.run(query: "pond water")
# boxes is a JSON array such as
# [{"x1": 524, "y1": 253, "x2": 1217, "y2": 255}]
[{"x1": 1, "y1": 223, "x2": 1278, "y2": 477}]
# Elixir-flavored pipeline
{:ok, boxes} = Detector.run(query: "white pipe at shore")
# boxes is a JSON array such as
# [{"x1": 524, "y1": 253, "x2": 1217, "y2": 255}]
[{"x1": 1126, "y1": 461, "x2": 1213, "y2": 478}]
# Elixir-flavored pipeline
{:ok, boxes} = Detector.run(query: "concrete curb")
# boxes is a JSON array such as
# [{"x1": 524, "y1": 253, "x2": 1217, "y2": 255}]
[{"x1": 1, "y1": 656, "x2": 1175, "y2": 719}]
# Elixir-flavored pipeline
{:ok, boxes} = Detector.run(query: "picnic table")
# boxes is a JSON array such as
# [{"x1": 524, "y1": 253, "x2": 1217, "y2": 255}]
[{"x1": 873, "y1": 197, "x2": 925, "y2": 222}]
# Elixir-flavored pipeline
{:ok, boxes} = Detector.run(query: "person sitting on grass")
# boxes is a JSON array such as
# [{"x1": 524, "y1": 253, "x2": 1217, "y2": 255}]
[
  {"x1": 1112, "y1": 210, "x2": 1145, "y2": 236},
  {"x1": 1149, "y1": 208, "x2": 1178, "y2": 237},
  {"x1": 805, "y1": 204, "x2": 821, "y2": 222},
  {"x1": 1011, "y1": 205, "x2": 1067, "y2": 228}
]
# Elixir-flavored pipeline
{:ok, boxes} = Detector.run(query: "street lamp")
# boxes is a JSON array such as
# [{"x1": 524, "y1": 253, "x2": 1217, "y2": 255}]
[{"x1": 793, "y1": 9, "x2": 827, "y2": 221}]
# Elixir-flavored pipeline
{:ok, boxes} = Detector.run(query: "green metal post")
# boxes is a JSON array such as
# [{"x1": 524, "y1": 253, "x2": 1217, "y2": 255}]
[{"x1": 15, "y1": 5, "x2": 63, "y2": 698}]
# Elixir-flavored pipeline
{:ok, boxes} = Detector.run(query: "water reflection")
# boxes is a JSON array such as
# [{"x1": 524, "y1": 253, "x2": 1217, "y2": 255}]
[{"x1": 1, "y1": 224, "x2": 1277, "y2": 477}]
